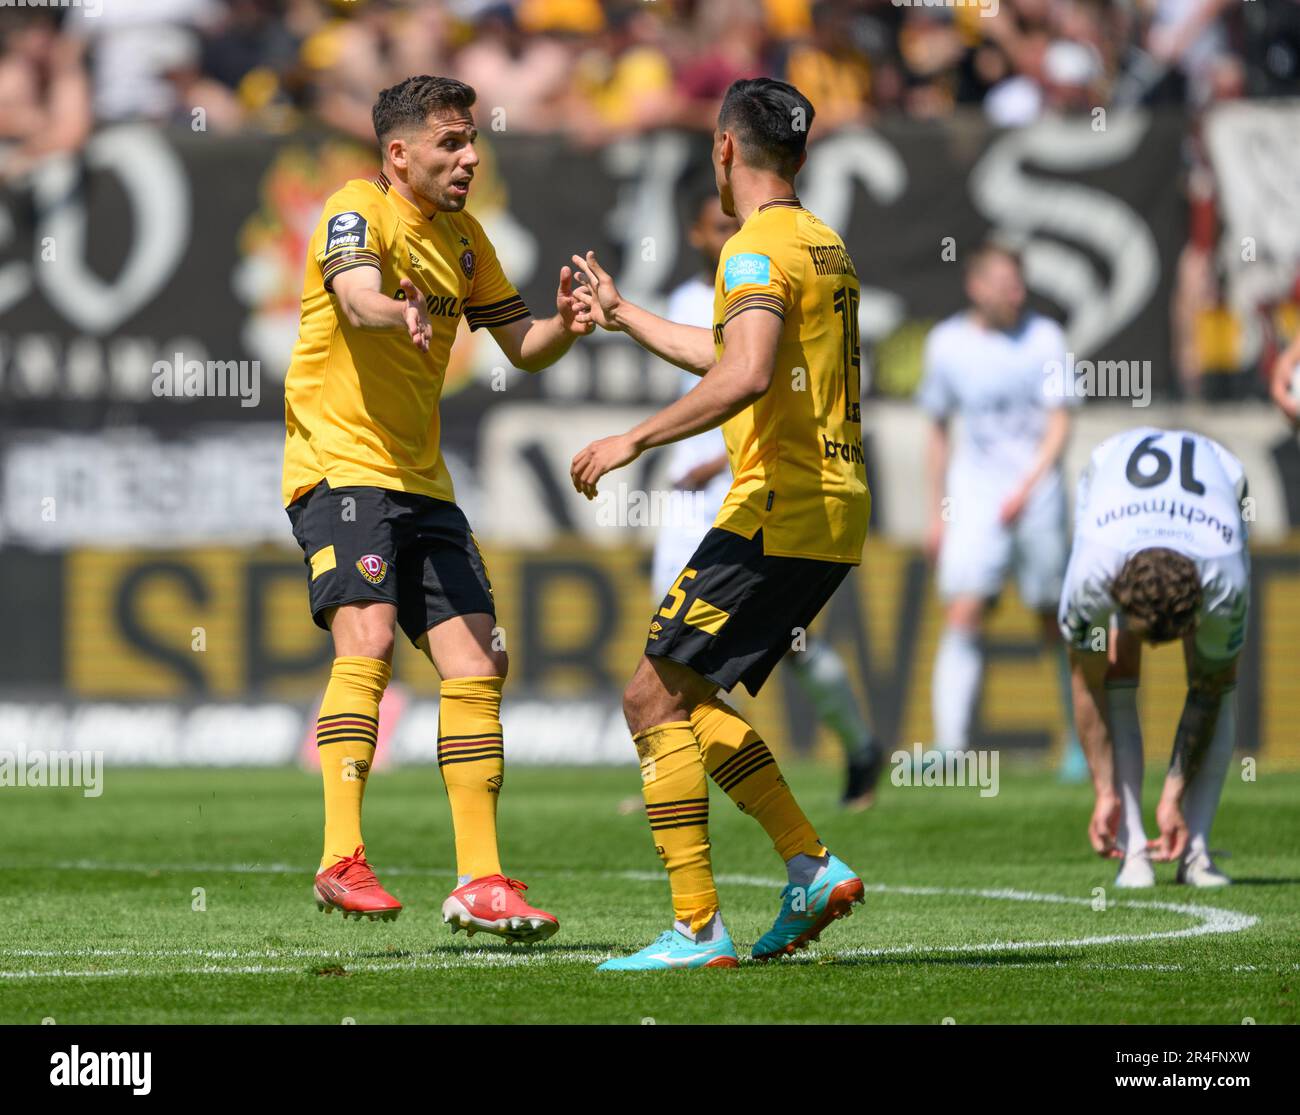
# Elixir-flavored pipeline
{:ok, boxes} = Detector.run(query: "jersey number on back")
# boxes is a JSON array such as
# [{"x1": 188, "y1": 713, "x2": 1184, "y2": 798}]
[
  {"x1": 1124, "y1": 434, "x2": 1205, "y2": 495},
  {"x1": 832, "y1": 286, "x2": 861, "y2": 423}
]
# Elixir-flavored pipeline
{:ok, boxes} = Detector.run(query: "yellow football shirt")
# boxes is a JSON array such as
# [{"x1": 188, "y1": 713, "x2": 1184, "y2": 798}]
[
  {"x1": 711, "y1": 198, "x2": 869, "y2": 563},
  {"x1": 282, "y1": 171, "x2": 529, "y2": 506}
]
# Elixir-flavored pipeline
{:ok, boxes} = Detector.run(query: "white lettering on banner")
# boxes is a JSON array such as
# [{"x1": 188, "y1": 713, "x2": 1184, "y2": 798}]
[
  {"x1": 478, "y1": 400, "x2": 1295, "y2": 548},
  {"x1": 968, "y1": 115, "x2": 1160, "y2": 358},
  {"x1": 0, "y1": 700, "x2": 633, "y2": 768}
]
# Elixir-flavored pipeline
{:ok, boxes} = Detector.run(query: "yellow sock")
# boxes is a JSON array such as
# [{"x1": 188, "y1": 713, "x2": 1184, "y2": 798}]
[
  {"x1": 438, "y1": 676, "x2": 506, "y2": 881},
  {"x1": 691, "y1": 698, "x2": 825, "y2": 862},
  {"x1": 317, "y1": 656, "x2": 390, "y2": 870},
  {"x1": 634, "y1": 721, "x2": 718, "y2": 933}
]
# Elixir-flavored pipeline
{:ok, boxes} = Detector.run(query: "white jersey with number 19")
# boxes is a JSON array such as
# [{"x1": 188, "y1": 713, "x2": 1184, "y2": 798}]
[{"x1": 1058, "y1": 427, "x2": 1250, "y2": 661}]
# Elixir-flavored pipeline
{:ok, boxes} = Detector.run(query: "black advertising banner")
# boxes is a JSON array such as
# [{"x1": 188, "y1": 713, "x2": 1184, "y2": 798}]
[{"x1": 0, "y1": 113, "x2": 1187, "y2": 440}]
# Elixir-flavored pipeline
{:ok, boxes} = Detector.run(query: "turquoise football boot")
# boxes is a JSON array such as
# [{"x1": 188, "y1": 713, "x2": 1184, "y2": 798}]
[
  {"x1": 597, "y1": 928, "x2": 739, "y2": 971},
  {"x1": 752, "y1": 854, "x2": 865, "y2": 960}
]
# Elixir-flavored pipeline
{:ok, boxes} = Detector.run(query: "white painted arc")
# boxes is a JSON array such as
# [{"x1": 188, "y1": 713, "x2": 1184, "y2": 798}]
[{"x1": 3, "y1": 864, "x2": 1261, "y2": 980}]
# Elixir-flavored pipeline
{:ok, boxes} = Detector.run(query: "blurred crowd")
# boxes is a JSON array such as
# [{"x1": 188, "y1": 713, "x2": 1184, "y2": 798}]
[
  {"x1": 1, "y1": 0, "x2": 1298, "y2": 163},
  {"x1": 1, "y1": 0, "x2": 1297, "y2": 402}
]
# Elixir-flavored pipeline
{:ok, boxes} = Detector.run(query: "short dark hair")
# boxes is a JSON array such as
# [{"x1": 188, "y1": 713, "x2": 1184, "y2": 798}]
[
  {"x1": 965, "y1": 240, "x2": 1022, "y2": 277},
  {"x1": 372, "y1": 75, "x2": 476, "y2": 145},
  {"x1": 1112, "y1": 547, "x2": 1203, "y2": 644},
  {"x1": 717, "y1": 78, "x2": 815, "y2": 177}
]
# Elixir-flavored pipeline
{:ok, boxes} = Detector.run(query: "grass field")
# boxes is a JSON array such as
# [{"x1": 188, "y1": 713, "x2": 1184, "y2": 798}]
[{"x1": 1, "y1": 764, "x2": 1297, "y2": 1024}]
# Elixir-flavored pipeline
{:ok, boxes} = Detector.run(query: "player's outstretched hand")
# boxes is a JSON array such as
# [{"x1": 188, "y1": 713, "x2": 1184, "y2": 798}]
[
  {"x1": 1149, "y1": 796, "x2": 1189, "y2": 862},
  {"x1": 556, "y1": 265, "x2": 594, "y2": 336},
  {"x1": 399, "y1": 277, "x2": 431, "y2": 352},
  {"x1": 571, "y1": 433, "x2": 640, "y2": 500},
  {"x1": 571, "y1": 251, "x2": 625, "y2": 331},
  {"x1": 1088, "y1": 789, "x2": 1123, "y2": 858}
]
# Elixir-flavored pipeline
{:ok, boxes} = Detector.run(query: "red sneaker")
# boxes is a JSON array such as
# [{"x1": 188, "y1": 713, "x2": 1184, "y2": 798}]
[
  {"x1": 314, "y1": 845, "x2": 402, "y2": 922},
  {"x1": 442, "y1": 875, "x2": 559, "y2": 944}
]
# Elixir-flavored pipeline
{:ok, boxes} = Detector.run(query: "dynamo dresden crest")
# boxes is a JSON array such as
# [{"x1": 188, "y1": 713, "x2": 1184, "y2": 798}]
[
  {"x1": 356, "y1": 554, "x2": 389, "y2": 585},
  {"x1": 459, "y1": 248, "x2": 476, "y2": 279}
]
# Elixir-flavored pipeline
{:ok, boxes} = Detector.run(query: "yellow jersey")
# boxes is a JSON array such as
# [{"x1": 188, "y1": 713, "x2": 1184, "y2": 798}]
[
  {"x1": 282, "y1": 171, "x2": 529, "y2": 506},
  {"x1": 711, "y1": 198, "x2": 869, "y2": 563}
]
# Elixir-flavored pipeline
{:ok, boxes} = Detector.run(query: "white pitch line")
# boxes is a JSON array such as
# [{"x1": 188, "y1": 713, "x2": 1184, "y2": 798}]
[{"x1": 0, "y1": 867, "x2": 1264, "y2": 980}]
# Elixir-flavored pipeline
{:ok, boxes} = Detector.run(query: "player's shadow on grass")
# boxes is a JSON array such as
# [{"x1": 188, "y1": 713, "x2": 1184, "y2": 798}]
[{"x1": 328, "y1": 944, "x2": 606, "y2": 960}]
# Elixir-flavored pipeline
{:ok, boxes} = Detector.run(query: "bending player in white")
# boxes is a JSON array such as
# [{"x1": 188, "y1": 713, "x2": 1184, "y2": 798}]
[
  {"x1": 917, "y1": 243, "x2": 1083, "y2": 775},
  {"x1": 651, "y1": 184, "x2": 884, "y2": 809},
  {"x1": 1059, "y1": 427, "x2": 1248, "y2": 887}
]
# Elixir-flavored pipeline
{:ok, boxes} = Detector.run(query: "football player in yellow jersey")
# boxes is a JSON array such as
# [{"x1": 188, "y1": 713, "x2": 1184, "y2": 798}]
[
  {"x1": 569, "y1": 78, "x2": 868, "y2": 970},
  {"x1": 284, "y1": 76, "x2": 590, "y2": 942}
]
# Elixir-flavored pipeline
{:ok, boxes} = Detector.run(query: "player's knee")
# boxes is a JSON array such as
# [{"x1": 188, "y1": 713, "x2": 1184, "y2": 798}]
[
  {"x1": 337, "y1": 628, "x2": 394, "y2": 663},
  {"x1": 622, "y1": 669, "x2": 662, "y2": 732}
]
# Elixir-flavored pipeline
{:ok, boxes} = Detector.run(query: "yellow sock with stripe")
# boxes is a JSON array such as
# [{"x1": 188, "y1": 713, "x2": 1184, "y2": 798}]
[
  {"x1": 691, "y1": 697, "x2": 826, "y2": 862},
  {"x1": 438, "y1": 676, "x2": 506, "y2": 882},
  {"x1": 317, "y1": 656, "x2": 390, "y2": 871},
  {"x1": 634, "y1": 721, "x2": 719, "y2": 933}
]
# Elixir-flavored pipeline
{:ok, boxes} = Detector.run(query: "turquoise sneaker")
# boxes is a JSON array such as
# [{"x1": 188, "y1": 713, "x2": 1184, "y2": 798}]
[
  {"x1": 753, "y1": 854, "x2": 865, "y2": 961},
  {"x1": 597, "y1": 928, "x2": 739, "y2": 971}
]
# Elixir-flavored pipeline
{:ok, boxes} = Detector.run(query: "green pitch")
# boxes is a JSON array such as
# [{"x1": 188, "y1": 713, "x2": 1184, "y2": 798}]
[{"x1": 2, "y1": 765, "x2": 1297, "y2": 1024}]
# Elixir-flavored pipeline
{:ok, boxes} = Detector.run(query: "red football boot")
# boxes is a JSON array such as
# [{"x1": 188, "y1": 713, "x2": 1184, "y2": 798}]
[
  {"x1": 314, "y1": 845, "x2": 402, "y2": 922},
  {"x1": 442, "y1": 875, "x2": 559, "y2": 944}
]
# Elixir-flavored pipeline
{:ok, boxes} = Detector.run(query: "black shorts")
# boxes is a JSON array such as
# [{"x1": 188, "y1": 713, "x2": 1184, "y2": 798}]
[
  {"x1": 645, "y1": 527, "x2": 853, "y2": 696},
  {"x1": 286, "y1": 482, "x2": 495, "y2": 644}
]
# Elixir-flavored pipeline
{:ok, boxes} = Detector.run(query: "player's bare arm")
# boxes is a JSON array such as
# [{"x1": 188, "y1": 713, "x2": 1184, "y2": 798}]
[
  {"x1": 1069, "y1": 647, "x2": 1123, "y2": 857},
  {"x1": 1000, "y1": 406, "x2": 1071, "y2": 525},
  {"x1": 571, "y1": 249, "x2": 715, "y2": 374},
  {"x1": 569, "y1": 309, "x2": 780, "y2": 499},
  {"x1": 924, "y1": 416, "x2": 949, "y2": 564},
  {"x1": 1269, "y1": 330, "x2": 1300, "y2": 426},
  {"x1": 332, "y1": 269, "x2": 432, "y2": 351},
  {"x1": 489, "y1": 265, "x2": 593, "y2": 372},
  {"x1": 1152, "y1": 651, "x2": 1238, "y2": 862}
]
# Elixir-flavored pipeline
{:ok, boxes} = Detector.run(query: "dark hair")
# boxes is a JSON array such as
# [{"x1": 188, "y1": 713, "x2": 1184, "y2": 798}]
[
  {"x1": 717, "y1": 78, "x2": 815, "y2": 177},
  {"x1": 965, "y1": 240, "x2": 1023, "y2": 277},
  {"x1": 1112, "y1": 547, "x2": 1203, "y2": 644},
  {"x1": 372, "y1": 75, "x2": 476, "y2": 145}
]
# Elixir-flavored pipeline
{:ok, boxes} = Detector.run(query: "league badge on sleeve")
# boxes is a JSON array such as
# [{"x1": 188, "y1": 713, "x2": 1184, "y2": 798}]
[{"x1": 327, "y1": 211, "x2": 368, "y2": 253}]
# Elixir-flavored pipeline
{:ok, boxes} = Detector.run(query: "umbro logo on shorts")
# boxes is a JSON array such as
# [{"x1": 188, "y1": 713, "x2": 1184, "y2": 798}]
[{"x1": 356, "y1": 554, "x2": 389, "y2": 585}]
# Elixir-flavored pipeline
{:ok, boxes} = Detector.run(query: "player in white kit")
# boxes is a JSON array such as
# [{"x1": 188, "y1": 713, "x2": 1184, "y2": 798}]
[
  {"x1": 917, "y1": 243, "x2": 1083, "y2": 774},
  {"x1": 1059, "y1": 427, "x2": 1249, "y2": 887},
  {"x1": 650, "y1": 185, "x2": 884, "y2": 809}
]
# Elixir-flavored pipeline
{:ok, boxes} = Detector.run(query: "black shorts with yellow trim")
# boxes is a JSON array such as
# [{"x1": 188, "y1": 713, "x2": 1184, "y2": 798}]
[
  {"x1": 644, "y1": 526, "x2": 852, "y2": 697},
  {"x1": 286, "y1": 482, "x2": 495, "y2": 644}
]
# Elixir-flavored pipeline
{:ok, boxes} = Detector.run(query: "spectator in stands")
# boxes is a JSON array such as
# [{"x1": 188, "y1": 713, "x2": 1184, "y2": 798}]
[
  {"x1": 783, "y1": 0, "x2": 872, "y2": 131},
  {"x1": 0, "y1": 9, "x2": 91, "y2": 181},
  {"x1": 453, "y1": 4, "x2": 572, "y2": 133},
  {"x1": 565, "y1": 4, "x2": 676, "y2": 145},
  {"x1": 63, "y1": 0, "x2": 218, "y2": 123},
  {"x1": 670, "y1": 0, "x2": 768, "y2": 131}
]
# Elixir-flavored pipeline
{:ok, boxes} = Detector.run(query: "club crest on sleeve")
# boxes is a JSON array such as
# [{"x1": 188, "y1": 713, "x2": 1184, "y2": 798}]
[
  {"x1": 355, "y1": 554, "x2": 389, "y2": 585},
  {"x1": 459, "y1": 249, "x2": 476, "y2": 279}
]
